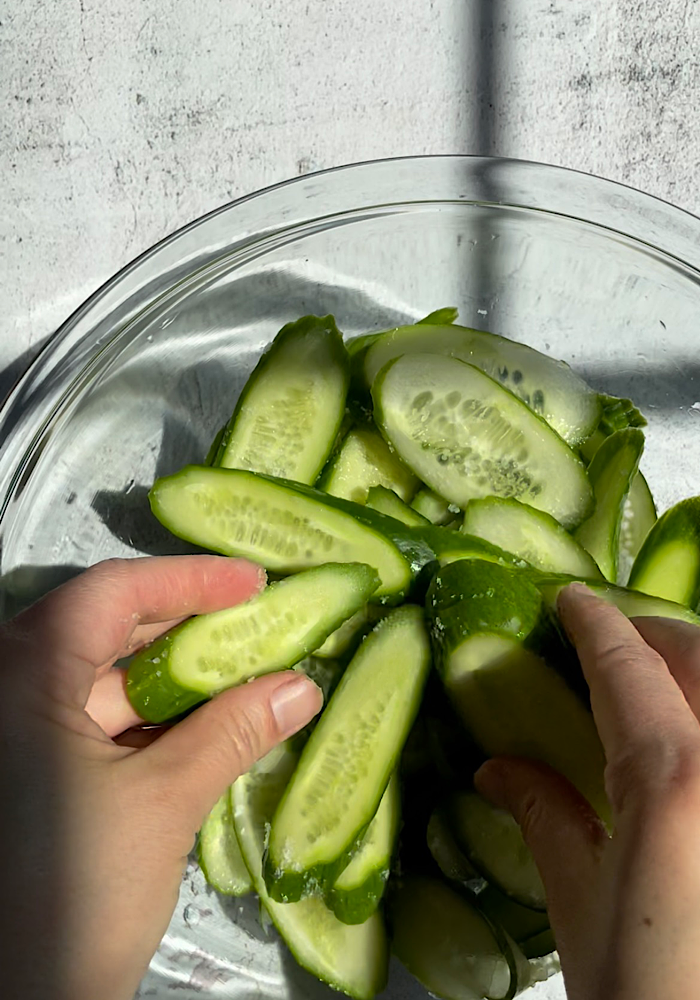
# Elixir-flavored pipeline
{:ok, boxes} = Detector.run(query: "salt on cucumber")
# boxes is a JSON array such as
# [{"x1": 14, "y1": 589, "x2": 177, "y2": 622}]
[
  {"x1": 411, "y1": 487, "x2": 460, "y2": 525},
  {"x1": 265, "y1": 605, "x2": 431, "y2": 902},
  {"x1": 214, "y1": 315, "x2": 349, "y2": 483},
  {"x1": 231, "y1": 742, "x2": 389, "y2": 1000},
  {"x1": 363, "y1": 322, "x2": 601, "y2": 446},
  {"x1": 628, "y1": 496, "x2": 700, "y2": 610},
  {"x1": 372, "y1": 354, "x2": 593, "y2": 530},
  {"x1": 126, "y1": 562, "x2": 379, "y2": 724},
  {"x1": 427, "y1": 560, "x2": 610, "y2": 824},
  {"x1": 149, "y1": 466, "x2": 412, "y2": 601},
  {"x1": 390, "y1": 875, "x2": 523, "y2": 1000},
  {"x1": 318, "y1": 425, "x2": 419, "y2": 504},
  {"x1": 446, "y1": 792, "x2": 546, "y2": 910},
  {"x1": 574, "y1": 429, "x2": 645, "y2": 582},
  {"x1": 366, "y1": 485, "x2": 430, "y2": 526},
  {"x1": 327, "y1": 772, "x2": 401, "y2": 924},
  {"x1": 198, "y1": 789, "x2": 252, "y2": 896},
  {"x1": 618, "y1": 471, "x2": 657, "y2": 585},
  {"x1": 462, "y1": 496, "x2": 603, "y2": 578}
]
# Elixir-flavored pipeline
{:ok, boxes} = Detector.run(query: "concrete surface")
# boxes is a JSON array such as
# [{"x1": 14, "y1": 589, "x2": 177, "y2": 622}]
[{"x1": 2, "y1": 0, "x2": 700, "y2": 384}]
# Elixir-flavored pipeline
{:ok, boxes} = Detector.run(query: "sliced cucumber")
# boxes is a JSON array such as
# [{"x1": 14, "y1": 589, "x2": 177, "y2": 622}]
[
  {"x1": 149, "y1": 466, "x2": 412, "y2": 601},
  {"x1": 618, "y1": 471, "x2": 657, "y2": 585},
  {"x1": 462, "y1": 496, "x2": 602, "y2": 578},
  {"x1": 318, "y1": 425, "x2": 419, "y2": 504},
  {"x1": 478, "y1": 886, "x2": 553, "y2": 957},
  {"x1": 426, "y1": 809, "x2": 486, "y2": 891},
  {"x1": 446, "y1": 792, "x2": 546, "y2": 910},
  {"x1": 265, "y1": 606, "x2": 431, "y2": 902},
  {"x1": 314, "y1": 608, "x2": 373, "y2": 659},
  {"x1": 627, "y1": 497, "x2": 700, "y2": 610},
  {"x1": 126, "y1": 562, "x2": 379, "y2": 724},
  {"x1": 535, "y1": 575, "x2": 700, "y2": 626},
  {"x1": 231, "y1": 743, "x2": 389, "y2": 1000},
  {"x1": 364, "y1": 323, "x2": 600, "y2": 446},
  {"x1": 411, "y1": 487, "x2": 459, "y2": 525},
  {"x1": 366, "y1": 485, "x2": 430, "y2": 526},
  {"x1": 574, "y1": 429, "x2": 644, "y2": 582},
  {"x1": 417, "y1": 307, "x2": 460, "y2": 325},
  {"x1": 390, "y1": 876, "x2": 521, "y2": 1000},
  {"x1": 373, "y1": 354, "x2": 593, "y2": 530},
  {"x1": 198, "y1": 789, "x2": 252, "y2": 896},
  {"x1": 298, "y1": 656, "x2": 345, "y2": 704},
  {"x1": 427, "y1": 560, "x2": 609, "y2": 824},
  {"x1": 327, "y1": 772, "x2": 401, "y2": 925},
  {"x1": 214, "y1": 315, "x2": 349, "y2": 483}
]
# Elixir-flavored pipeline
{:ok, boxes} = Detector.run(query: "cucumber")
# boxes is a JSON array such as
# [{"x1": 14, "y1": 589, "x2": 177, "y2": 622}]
[
  {"x1": 411, "y1": 487, "x2": 459, "y2": 525},
  {"x1": 149, "y1": 466, "x2": 412, "y2": 601},
  {"x1": 327, "y1": 772, "x2": 401, "y2": 924},
  {"x1": 231, "y1": 742, "x2": 389, "y2": 1000},
  {"x1": 446, "y1": 792, "x2": 546, "y2": 910},
  {"x1": 314, "y1": 608, "x2": 373, "y2": 659},
  {"x1": 478, "y1": 886, "x2": 553, "y2": 958},
  {"x1": 366, "y1": 485, "x2": 430, "y2": 526},
  {"x1": 574, "y1": 429, "x2": 644, "y2": 582},
  {"x1": 318, "y1": 425, "x2": 419, "y2": 504},
  {"x1": 415, "y1": 524, "x2": 529, "y2": 571},
  {"x1": 298, "y1": 656, "x2": 345, "y2": 704},
  {"x1": 363, "y1": 323, "x2": 601, "y2": 446},
  {"x1": 426, "y1": 808, "x2": 486, "y2": 891},
  {"x1": 427, "y1": 560, "x2": 609, "y2": 824},
  {"x1": 534, "y1": 575, "x2": 700, "y2": 627},
  {"x1": 618, "y1": 471, "x2": 657, "y2": 585},
  {"x1": 198, "y1": 789, "x2": 252, "y2": 896},
  {"x1": 214, "y1": 315, "x2": 349, "y2": 483},
  {"x1": 462, "y1": 496, "x2": 603, "y2": 578},
  {"x1": 265, "y1": 605, "x2": 431, "y2": 902},
  {"x1": 372, "y1": 354, "x2": 593, "y2": 530},
  {"x1": 126, "y1": 562, "x2": 379, "y2": 724},
  {"x1": 628, "y1": 497, "x2": 700, "y2": 610},
  {"x1": 390, "y1": 876, "x2": 522, "y2": 1000}
]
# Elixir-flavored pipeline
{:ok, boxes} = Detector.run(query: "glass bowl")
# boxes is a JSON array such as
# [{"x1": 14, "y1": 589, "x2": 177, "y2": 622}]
[{"x1": 3, "y1": 156, "x2": 700, "y2": 1000}]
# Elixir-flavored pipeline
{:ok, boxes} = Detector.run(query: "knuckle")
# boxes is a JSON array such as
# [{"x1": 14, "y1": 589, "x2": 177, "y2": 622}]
[
  {"x1": 606, "y1": 739, "x2": 700, "y2": 814},
  {"x1": 212, "y1": 696, "x2": 275, "y2": 771}
]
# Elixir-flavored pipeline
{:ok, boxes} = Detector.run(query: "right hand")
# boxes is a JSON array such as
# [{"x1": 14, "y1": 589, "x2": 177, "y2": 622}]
[{"x1": 475, "y1": 582, "x2": 700, "y2": 1000}]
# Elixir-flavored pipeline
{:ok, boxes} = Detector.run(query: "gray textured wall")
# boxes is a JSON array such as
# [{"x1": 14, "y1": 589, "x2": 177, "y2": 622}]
[{"x1": 2, "y1": 0, "x2": 700, "y2": 371}]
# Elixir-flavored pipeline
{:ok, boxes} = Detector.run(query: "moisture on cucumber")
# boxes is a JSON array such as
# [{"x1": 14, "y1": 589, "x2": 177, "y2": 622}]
[
  {"x1": 574, "y1": 429, "x2": 644, "y2": 582},
  {"x1": 126, "y1": 562, "x2": 379, "y2": 724},
  {"x1": 372, "y1": 354, "x2": 593, "y2": 530},
  {"x1": 327, "y1": 772, "x2": 401, "y2": 924},
  {"x1": 628, "y1": 496, "x2": 700, "y2": 610},
  {"x1": 319, "y1": 425, "x2": 419, "y2": 504},
  {"x1": 265, "y1": 605, "x2": 431, "y2": 902},
  {"x1": 149, "y1": 466, "x2": 412, "y2": 600},
  {"x1": 363, "y1": 321, "x2": 601, "y2": 445},
  {"x1": 462, "y1": 496, "x2": 603, "y2": 578},
  {"x1": 231, "y1": 742, "x2": 389, "y2": 1000},
  {"x1": 198, "y1": 788, "x2": 252, "y2": 896},
  {"x1": 213, "y1": 315, "x2": 349, "y2": 483}
]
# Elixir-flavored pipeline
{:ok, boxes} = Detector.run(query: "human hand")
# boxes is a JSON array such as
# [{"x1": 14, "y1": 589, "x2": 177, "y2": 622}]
[
  {"x1": 475, "y1": 582, "x2": 700, "y2": 1000},
  {"x1": 0, "y1": 556, "x2": 323, "y2": 1000}
]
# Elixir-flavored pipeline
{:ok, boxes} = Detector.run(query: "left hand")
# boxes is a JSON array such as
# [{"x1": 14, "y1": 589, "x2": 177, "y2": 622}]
[{"x1": 0, "y1": 555, "x2": 323, "y2": 1000}]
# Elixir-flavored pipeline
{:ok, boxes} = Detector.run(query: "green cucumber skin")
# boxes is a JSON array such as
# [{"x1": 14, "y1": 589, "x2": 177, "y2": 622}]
[
  {"x1": 628, "y1": 496, "x2": 700, "y2": 610},
  {"x1": 533, "y1": 573, "x2": 700, "y2": 627},
  {"x1": 372, "y1": 354, "x2": 594, "y2": 530},
  {"x1": 264, "y1": 606, "x2": 431, "y2": 903},
  {"x1": 366, "y1": 485, "x2": 431, "y2": 527},
  {"x1": 126, "y1": 562, "x2": 379, "y2": 724},
  {"x1": 149, "y1": 466, "x2": 412, "y2": 602},
  {"x1": 574, "y1": 428, "x2": 645, "y2": 582},
  {"x1": 197, "y1": 790, "x2": 252, "y2": 896},
  {"x1": 214, "y1": 315, "x2": 349, "y2": 482},
  {"x1": 410, "y1": 487, "x2": 456, "y2": 526},
  {"x1": 477, "y1": 885, "x2": 550, "y2": 949}
]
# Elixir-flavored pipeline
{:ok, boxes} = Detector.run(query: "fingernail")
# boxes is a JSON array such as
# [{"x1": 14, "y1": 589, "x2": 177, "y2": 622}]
[{"x1": 271, "y1": 676, "x2": 323, "y2": 738}]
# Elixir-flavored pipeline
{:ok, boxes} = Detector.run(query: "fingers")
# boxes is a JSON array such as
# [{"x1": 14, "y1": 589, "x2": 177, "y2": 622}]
[
  {"x1": 85, "y1": 669, "x2": 143, "y2": 737},
  {"x1": 632, "y1": 616, "x2": 700, "y2": 718},
  {"x1": 11, "y1": 555, "x2": 266, "y2": 708},
  {"x1": 557, "y1": 584, "x2": 700, "y2": 763},
  {"x1": 139, "y1": 671, "x2": 323, "y2": 835},
  {"x1": 475, "y1": 756, "x2": 606, "y2": 977}
]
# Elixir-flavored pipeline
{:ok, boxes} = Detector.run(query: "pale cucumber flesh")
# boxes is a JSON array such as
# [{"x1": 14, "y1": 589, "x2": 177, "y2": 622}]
[
  {"x1": 198, "y1": 789, "x2": 252, "y2": 896},
  {"x1": 628, "y1": 496, "x2": 700, "y2": 610},
  {"x1": 319, "y1": 425, "x2": 419, "y2": 504},
  {"x1": 373, "y1": 354, "x2": 592, "y2": 530}
]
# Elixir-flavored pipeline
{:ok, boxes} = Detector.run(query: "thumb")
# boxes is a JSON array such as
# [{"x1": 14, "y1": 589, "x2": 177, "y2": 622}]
[
  {"x1": 142, "y1": 670, "x2": 323, "y2": 834},
  {"x1": 474, "y1": 757, "x2": 606, "y2": 968}
]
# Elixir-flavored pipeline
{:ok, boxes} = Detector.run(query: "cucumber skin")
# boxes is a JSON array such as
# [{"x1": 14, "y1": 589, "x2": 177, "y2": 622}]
[
  {"x1": 214, "y1": 314, "x2": 349, "y2": 481},
  {"x1": 264, "y1": 606, "x2": 431, "y2": 904},
  {"x1": 628, "y1": 496, "x2": 700, "y2": 610}
]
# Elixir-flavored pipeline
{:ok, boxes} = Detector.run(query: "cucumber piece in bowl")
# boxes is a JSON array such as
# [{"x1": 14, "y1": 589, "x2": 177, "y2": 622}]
[
  {"x1": 126, "y1": 562, "x2": 380, "y2": 723},
  {"x1": 198, "y1": 790, "x2": 252, "y2": 896},
  {"x1": 214, "y1": 314, "x2": 349, "y2": 482},
  {"x1": 628, "y1": 496, "x2": 700, "y2": 610},
  {"x1": 372, "y1": 354, "x2": 593, "y2": 530}
]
